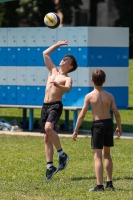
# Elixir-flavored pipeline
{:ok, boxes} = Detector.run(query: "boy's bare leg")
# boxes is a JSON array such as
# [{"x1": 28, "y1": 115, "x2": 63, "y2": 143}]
[
  {"x1": 45, "y1": 122, "x2": 62, "y2": 151},
  {"x1": 94, "y1": 149, "x2": 103, "y2": 185},
  {"x1": 103, "y1": 146, "x2": 113, "y2": 181},
  {"x1": 44, "y1": 135, "x2": 54, "y2": 162}
]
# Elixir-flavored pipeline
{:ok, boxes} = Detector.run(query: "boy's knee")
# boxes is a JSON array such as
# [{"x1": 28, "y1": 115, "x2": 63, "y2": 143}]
[{"x1": 45, "y1": 123, "x2": 54, "y2": 134}]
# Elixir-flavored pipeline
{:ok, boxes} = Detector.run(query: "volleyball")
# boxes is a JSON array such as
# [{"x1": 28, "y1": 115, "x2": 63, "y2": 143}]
[{"x1": 44, "y1": 12, "x2": 60, "y2": 29}]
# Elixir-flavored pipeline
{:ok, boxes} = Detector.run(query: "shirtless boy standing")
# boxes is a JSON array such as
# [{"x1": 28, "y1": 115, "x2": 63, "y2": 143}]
[
  {"x1": 41, "y1": 40, "x2": 78, "y2": 180},
  {"x1": 72, "y1": 69, "x2": 122, "y2": 191}
]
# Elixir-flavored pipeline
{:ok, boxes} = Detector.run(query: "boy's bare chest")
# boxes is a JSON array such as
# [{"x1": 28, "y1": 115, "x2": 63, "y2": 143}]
[{"x1": 48, "y1": 74, "x2": 66, "y2": 84}]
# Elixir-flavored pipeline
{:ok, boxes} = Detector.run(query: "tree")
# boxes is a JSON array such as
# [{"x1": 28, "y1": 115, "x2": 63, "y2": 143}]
[
  {"x1": 0, "y1": 0, "x2": 83, "y2": 27},
  {"x1": 17, "y1": 0, "x2": 56, "y2": 26},
  {"x1": 113, "y1": 0, "x2": 133, "y2": 57},
  {"x1": 0, "y1": 1, "x2": 19, "y2": 27},
  {"x1": 89, "y1": 0, "x2": 105, "y2": 26}
]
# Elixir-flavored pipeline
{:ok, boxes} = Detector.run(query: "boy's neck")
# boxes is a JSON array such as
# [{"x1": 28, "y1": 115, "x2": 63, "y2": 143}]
[{"x1": 94, "y1": 85, "x2": 103, "y2": 91}]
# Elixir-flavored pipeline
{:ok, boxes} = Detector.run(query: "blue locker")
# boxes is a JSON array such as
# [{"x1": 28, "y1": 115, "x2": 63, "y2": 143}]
[
  {"x1": 57, "y1": 47, "x2": 68, "y2": 66},
  {"x1": 67, "y1": 47, "x2": 78, "y2": 61},
  {"x1": 36, "y1": 47, "x2": 46, "y2": 66},
  {"x1": 77, "y1": 47, "x2": 89, "y2": 66},
  {"x1": 104, "y1": 86, "x2": 128, "y2": 108},
  {"x1": 17, "y1": 47, "x2": 27, "y2": 66},
  {"x1": 62, "y1": 87, "x2": 78, "y2": 106},
  {"x1": 7, "y1": 47, "x2": 17, "y2": 66},
  {"x1": 27, "y1": 47, "x2": 37, "y2": 66},
  {"x1": 0, "y1": 86, "x2": 7, "y2": 104},
  {"x1": 50, "y1": 50, "x2": 57, "y2": 66},
  {"x1": 17, "y1": 86, "x2": 26, "y2": 105},
  {"x1": 0, "y1": 47, "x2": 7, "y2": 66},
  {"x1": 77, "y1": 87, "x2": 90, "y2": 106},
  {"x1": 6, "y1": 86, "x2": 16, "y2": 104},
  {"x1": 89, "y1": 47, "x2": 129, "y2": 67},
  {"x1": 26, "y1": 86, "x2": 37, "y2": 105},
  {"x1": 36, "y1": 86, "x2": 45, "y2": 105}
]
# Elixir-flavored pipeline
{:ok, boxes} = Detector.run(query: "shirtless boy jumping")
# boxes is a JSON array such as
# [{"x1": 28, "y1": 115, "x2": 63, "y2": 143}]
[
  {"x1": 41, "y1": 40, "x2": 78, "y2": 180},
  {"x1": 72, "y1": 69, "x2": 122, "y2": 191}
]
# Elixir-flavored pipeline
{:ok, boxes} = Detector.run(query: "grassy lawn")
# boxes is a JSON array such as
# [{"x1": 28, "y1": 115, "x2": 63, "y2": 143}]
[
  {"x1": 0, "y1": 134, "x2": 133, "y2": 200},
  {"x1": 0, "y1": 60, "x2": 133, "y2": 133}
]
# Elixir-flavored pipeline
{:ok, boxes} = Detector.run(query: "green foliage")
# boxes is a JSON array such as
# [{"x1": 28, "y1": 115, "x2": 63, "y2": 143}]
[
  {"x1": 0, "y1": 0, "x2": 19, "y2": 27},
  {"x1": 17, "y1": 0, "x2": 56, "y2": 26},
  {"x1": 0, "y1": 0, "x2": 84, "y2": 27},
  {"x1": 114, "y1": 0, "x2": 133, "y2": 32},
  {"x1": 0, "y1": 135, "x2": 133, "y2": 199}
]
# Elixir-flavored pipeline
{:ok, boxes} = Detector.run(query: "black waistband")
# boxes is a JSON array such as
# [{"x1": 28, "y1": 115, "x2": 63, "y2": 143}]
[
  {"x1": 93, "y1": 118, "x2": 112, "y2": 123},
  {"x1": 43, "y1": 101, "x2": 62, "y2": 106}
]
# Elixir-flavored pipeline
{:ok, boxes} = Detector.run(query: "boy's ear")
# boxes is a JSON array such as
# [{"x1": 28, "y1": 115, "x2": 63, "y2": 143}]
[
  {"x1": 69, "y1": 65, "x2": 73, "y2": 70},
  {"x1": 91, "y1": 78, "x2": 94, "y2": 83}
]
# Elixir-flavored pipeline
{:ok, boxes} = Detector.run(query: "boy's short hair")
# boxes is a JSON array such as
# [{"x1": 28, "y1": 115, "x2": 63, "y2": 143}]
[
  {"x1": 64, "y1": 54, "x2": 78, "y2": 73},
  {"x1": 92, "y1": 69, "x2": 106, "y2": 86}
]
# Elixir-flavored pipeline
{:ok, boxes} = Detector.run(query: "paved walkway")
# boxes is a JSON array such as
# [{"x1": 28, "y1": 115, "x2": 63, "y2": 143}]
[{"x1": 0, "y1": 130, "x2": 133, "y2": 139}]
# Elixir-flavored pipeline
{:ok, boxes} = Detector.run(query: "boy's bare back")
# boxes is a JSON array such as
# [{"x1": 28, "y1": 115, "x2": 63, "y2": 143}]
[{"x1": 86, "y1": 88, "x2": 114, "y2": 121}]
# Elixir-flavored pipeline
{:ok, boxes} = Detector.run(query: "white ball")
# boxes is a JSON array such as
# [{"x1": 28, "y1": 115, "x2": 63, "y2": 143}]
[{"x1": 44, "y1": 12, "x2": 60, "y2": 29}]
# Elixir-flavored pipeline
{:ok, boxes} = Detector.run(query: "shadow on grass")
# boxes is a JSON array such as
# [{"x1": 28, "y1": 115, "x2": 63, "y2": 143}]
[
  {"x1": 71, "y1": 176, "x2": 96, "y2": 181},
  {"x1": 123, "y1": 176, "x2": 133, "y2": 180}
]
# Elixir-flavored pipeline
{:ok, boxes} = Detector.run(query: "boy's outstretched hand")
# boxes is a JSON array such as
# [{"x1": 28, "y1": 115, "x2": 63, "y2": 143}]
[
  {"x1": 115, "y1": 127, "x2": 122, "y2": 137},
  {"x1": 72, "y1": 131, "x2": 78, "y2": 141},
  {"x1": 57, "y1": 40, "x2": 68, "y2": 46}
]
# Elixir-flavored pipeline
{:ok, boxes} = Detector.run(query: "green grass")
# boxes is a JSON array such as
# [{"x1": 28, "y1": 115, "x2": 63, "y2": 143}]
[
  {"x1": 0, "y1": 135, "x2": 133, "y2": 200},
  {"x1": 0, "y1": 60, "x2": 133, "y2": 133}
]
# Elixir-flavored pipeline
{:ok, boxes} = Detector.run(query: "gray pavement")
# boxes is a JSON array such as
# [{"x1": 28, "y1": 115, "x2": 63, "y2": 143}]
[{"x1": 0, "y1": 130, "x2": 133, "y2": 139}]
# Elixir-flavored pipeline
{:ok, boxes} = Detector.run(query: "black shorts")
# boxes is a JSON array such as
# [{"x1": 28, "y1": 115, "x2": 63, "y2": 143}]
[
  {"x1": 41, "y1": 101, "x2": 63, "y2": 133},
  {"x1": 91, "y1": 118, "x2": 114, "y2": 149}
]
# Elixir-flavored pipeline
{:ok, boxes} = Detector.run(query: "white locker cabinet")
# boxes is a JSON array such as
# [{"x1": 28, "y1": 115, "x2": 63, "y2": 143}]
[
  {"x1": 17, "y1": 67, "x2": 27, "y2": 85},
  {"x1": 36, "y1": 27, "x2": 47, "y2": 47},
  {"x1": 89, "y1": 27, "x2": 129, "y2": 47},
  {"x1": 57, "y1": 27, "x2": 68, "y2": 41},
  {"x1": 7, "y1": 28, "x2": 17, "y2": 47},
  {"x1": 88, "y1": 67, "x2": 128, "y2": 87},
  {"x1": 36, "y1": 67, "x2": 48, "y2": 86},
  {"x1": 68, "y1": 27, "x2": 78, "y2": 46},
  {"x1": 0, "y1": 28, "x2": 7, "y2": 46},
  {"x1": 46, "y1": 28, "x2": 57, "y2": 46},
  {"x1": 27, "y1": 28, "x2": 36, "y2": 46},
  {"x1": 17, "y1": 28, "x2": 27, "y2": 46},
  {"x1": 26, "y1": 66, "x2": 36, "y2": 85},
  {"x1": 69, "y1": 70, "x2": 78, "y2": 87},
  {"x1": 77, "y1": 27, "x2": 89, "y2": 46},
  {"x1": 77, "y1": 67, "x2": 90, "y2": 86},
  {"x1": 0, "y1": 66, "x2": 7, "y2": 85},
  {"x1": 6, "y1": 67, "x2": 17, "y2": 85}
]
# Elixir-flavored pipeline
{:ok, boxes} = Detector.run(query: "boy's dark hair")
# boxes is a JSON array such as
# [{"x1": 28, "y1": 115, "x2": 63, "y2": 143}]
[
  {"x1": 92, "y1": 69, "x2": 106, "y2": 86},
  {"x1": 64, "y1": 54, "x2": 78, "y2": 73}
]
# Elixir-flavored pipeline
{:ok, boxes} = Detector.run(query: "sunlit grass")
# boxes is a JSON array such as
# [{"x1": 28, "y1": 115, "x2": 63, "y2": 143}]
[{"x1": 0, "y1": 135, "x2": 133, "y2": 200}]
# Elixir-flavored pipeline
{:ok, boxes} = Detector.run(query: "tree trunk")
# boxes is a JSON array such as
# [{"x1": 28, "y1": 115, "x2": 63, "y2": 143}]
[{"x1": 89, "y1": 0, "x2": 97, "y2": 26}]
